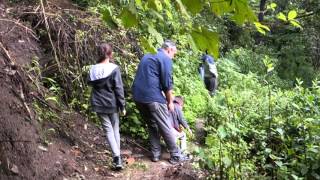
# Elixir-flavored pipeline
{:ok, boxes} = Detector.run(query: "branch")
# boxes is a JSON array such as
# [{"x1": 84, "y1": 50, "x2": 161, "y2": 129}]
[
  {"x1": 0, "y1": 40, "x2": 15, "y2": 65},
  {"x1": 258, "y1": 0, "x2": 267, "y2": 22},
  {"x1": 296, "y1": 9, "x2": 320, "y2": 19},
  {"x1": 126, "y1": 138, "x2": 150, "y2": 153},
  {"x1": 0, "y1": 41, "x2": 33, "y2": 120},
  {"x1": 10, "y1": 84, "x2": 34, "y2": 121},
  {"x1": 0, "y1": 140, "x2": 32, "y2": 143},
  {"x1": 0, "y1": 18, "x2": 38, "y2": 40},
  {"x1": 32, "y1": 93, "x2": 61, "y2": 112},
  {"x1": 39, "y1": 0, "x2": 68, "y2": 84}
]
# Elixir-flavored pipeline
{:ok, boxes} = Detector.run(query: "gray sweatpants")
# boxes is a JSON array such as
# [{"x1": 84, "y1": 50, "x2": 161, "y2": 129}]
[
  {"x1": 136, "y1": 102, "x2": 181, "y2": 158},
  {"x1": 97, "y1": 113, "x2": 120, "y2": 157}
]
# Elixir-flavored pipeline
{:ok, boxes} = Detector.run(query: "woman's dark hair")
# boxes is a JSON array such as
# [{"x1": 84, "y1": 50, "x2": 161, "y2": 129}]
[{"x1": 97, "y1": 43, "x2": 113, "y2": 63}]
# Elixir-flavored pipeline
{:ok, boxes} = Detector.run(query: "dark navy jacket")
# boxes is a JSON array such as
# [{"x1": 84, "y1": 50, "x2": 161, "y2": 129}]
[
  {"x1": 88, "y1": 63, "x2": 125, "y2": 114},
  {"x1": 132, "y1": 49, "x2": 173, "y2": 104}
]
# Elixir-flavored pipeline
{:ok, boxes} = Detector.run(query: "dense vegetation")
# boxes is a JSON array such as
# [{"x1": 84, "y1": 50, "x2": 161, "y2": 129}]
[{"x1": 30, "y1": 0, "x2": 320, "y2": 179}]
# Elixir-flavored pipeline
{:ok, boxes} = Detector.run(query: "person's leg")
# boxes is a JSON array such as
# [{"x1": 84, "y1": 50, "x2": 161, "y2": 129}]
[
  {"x1": 205, "y1": 77, "x2": 216, "y2": 95},
  {"x1": 98, "y1": 113, "x2": 120, "y2": 157},
  {"x1": 136, "y1": 102, "x2": 161, "y2": 158},
  {"x1": 213, "y1": 77, "x2": 218, "y2": 92},
  {"x1": 109, "y1": 113, "x2": 120, "y2": 153},
  {"x1": 204, "y1": 78, "x2": 210, "y2": 91},
  {"x1": 149, "y1": 102, "x2": 181, "y2": 158},
  {"x1": 171, "y1": 128, "x2": 180, "y2": 147},
  {"x1": 108, "y1": 113, "x2": 123, "y2": 169},
  {"x1": 178, "y1": 131, "x2": 187, "y2": 153}
]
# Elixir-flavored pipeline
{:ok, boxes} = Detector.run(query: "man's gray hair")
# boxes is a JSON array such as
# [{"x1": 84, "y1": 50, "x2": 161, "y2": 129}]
[{"x1": 161, "y1": 40, "x2": 177, "y2": 50}]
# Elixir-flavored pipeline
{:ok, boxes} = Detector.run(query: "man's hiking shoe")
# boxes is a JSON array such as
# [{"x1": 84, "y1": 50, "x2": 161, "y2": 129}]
[
  {"x1": 151, "y1": 156, "x2": 160, "y2": 162},
  {"x1": 183, "y1": 153, "x2": 192, "y2": 160},
  {"x1": 113, "y1": 156, "x2": 123, "y2": 170},
  {"x1": 168, "y1": 155, "x2": 189, "y2": 165}
]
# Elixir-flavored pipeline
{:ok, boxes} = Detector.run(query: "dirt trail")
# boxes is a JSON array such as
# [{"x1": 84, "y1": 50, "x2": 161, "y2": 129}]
[{"x1": 48, "y1": 113, "x2": 198, "y2": 180}]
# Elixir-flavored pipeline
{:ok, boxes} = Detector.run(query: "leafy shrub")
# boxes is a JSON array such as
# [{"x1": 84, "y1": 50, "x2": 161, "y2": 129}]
[{"x1": 195, "y1": 55, "x2": 320, "y2": 179}]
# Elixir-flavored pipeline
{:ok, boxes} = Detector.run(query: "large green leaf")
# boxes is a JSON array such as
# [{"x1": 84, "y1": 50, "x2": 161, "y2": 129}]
[
  {"x1": 191, "y1": 27, "x2": 219, "y2": 58},
  {"x1": 140, "y1": 37, "x2": 157, "y2": 53},
  {"x1": 150, "y1": 9, "x2": 164, "y2": 21},
  {"x1": 135, "y1": 0, "x2": 143, "y2": 9},
  {"x1": 290, "y1": 19, "x2": 302, "y2": 29},
  {"x1": 254, "y1": 22, "x2": 270, "y2": 35},
  {"x1": 277, "y1": 12, "x2": 287, "y2": 21},
  {"x1": 288, "y1": 10, "x2": 297, "y2": 20},
  {"x1": 174, "y1": 0, "x2": 190, "y2": 18},
  {"x1": 222, "y1": 156, "x2": 232, "y2": 167},
  {"x1": 232, "y1": 0, "x2": 257, "y2": 24},
  {"x1": 267, "y1": 2, "x2": 277, "y2": 11},
  {"x1": 210, "y1": 0, "x2": 234, "y2": 16},
  {"x1": 182, "y1": 0, "x2": 203, "y2": 15},
  {"x1": 120, "y1": 7, "x2": 138, "y2": 28},
  {"x1": 147, "y1": 25, "x2": 163, "y2": 44},
  {"x1": 147, "y1": 0, "x2": 163, "y2": 12},
  {"x1": 211, "y1": 0, "x2": 256, "y2": 24},
  {"x1": 99, "y1": 6, "x2": 118, "y2": 28},
  {"x1": 217, "y1": 125, "x2": 227, "y2": 139}
]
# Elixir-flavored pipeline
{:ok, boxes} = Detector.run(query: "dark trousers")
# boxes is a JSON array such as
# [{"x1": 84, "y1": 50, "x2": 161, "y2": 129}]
[
  {"x1": 135, "y1": 102, "x2": 181, "y2": 158},
  {"x1": 205, "y1": 77, "x2": 218, "y2": 94}
]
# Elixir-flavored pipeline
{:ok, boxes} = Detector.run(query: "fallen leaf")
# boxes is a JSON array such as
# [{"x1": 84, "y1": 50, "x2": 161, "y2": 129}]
[
  {"x1": 38, "y1": 145, "x2": 48, "y2": 152},
  {"x1": 10, "y1": 164, "x2": 19, "y2": 174}
]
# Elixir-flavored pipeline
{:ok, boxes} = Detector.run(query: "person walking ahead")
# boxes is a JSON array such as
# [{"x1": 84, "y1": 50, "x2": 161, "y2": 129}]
[
  {"x1": 88, "y1": 43, "x2": 126, "y2": 170},
  {"x1": 199, "y1": 54, "x2": 218, "y2": 96},
  {"x1": 132, "y1": 40, "x2": 187, "y2": 164}
]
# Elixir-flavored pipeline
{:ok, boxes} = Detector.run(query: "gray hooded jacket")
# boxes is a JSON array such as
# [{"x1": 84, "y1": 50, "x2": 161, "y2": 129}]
[{"x1": 88, "y1": 63, "x2": 125, "y2": 114}]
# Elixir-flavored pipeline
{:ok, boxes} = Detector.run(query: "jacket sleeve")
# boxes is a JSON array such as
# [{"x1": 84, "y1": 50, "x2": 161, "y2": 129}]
[
  {"x1": 176, "y1": 106, "x2": 189, "y2": 129},
  {"x1": 87, "y1": 69, "x2": 93, "y2": 86},
  {"x1": 159, "y1": 58, "x2": 173, "y2": 92},
  {"x1": 113, "y1": 67, "x2": 125, "y2": 111},
  {"x1": 199, "y1": 63, "x2": 204, "y2": 80}
]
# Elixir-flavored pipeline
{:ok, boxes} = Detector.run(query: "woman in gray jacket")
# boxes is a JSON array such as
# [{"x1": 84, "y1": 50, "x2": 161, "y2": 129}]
[{"x1": 88, "y1": 43, "x2": 125, "y2": 170}]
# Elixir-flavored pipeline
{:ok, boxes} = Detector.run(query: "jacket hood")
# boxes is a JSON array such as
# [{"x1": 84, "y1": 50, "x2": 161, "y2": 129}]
[
  {"x1": 201, "y1": 54, "x2": 215, "y2": 64},
  {"x1": 89, "y1": 63, "x2": 118, "y2": 81}
]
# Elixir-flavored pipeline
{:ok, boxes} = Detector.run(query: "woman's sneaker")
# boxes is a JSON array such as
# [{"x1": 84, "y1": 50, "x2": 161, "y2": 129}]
[
  {"x1": 168, "y1": 154, "x2": 189, "y2": 165},
  {"x1": 151, "y1": 156, "x2": 160, "y2": 162},
  {"x1": 113, "y1": 156, "x2": 123, "y2": 170}
]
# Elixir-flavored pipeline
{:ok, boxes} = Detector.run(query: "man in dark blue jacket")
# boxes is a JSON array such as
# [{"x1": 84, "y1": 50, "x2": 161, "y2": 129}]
[{"x1": 132, "y1": 40, "x2": 187, "y2": 164}]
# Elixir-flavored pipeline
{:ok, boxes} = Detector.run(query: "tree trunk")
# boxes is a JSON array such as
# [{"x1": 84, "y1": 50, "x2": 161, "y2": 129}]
[{"x1": 258, "y1": 0, "x2": 267, "y2": 22}]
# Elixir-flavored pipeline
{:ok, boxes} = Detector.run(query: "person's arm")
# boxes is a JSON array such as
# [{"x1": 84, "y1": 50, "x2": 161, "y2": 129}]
[
  {"x1": 176, "y1": 106, "x2": 189, "y2": 130},
  {"x1": 87, "y1": 68, "x2": 93, "y2": 86},
  {"x1": 199, "y1": 63, "x2": 204, "y2": 80},
  {"x1": 159, "y1": 57, "x2": 174, "y2": 111},
  {"x1": 113, "y1": 67, "x2": 125, "y2": 114},
  {"x1": 165, "y1": 89, "x2": 174, "y2": 112}
]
